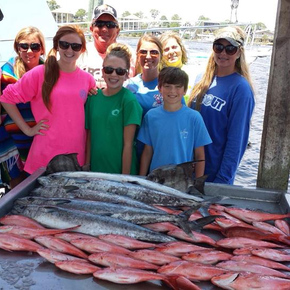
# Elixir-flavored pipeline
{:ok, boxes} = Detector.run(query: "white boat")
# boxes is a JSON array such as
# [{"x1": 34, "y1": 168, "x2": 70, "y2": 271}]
[{"x1": 0, "y1": 0, "x2": 58, "y2": 66}]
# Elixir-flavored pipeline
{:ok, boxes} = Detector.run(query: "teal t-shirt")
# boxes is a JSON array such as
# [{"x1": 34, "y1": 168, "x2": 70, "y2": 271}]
[{"x1": 85, "y1": 87, "x2": 143, "y2": 174}]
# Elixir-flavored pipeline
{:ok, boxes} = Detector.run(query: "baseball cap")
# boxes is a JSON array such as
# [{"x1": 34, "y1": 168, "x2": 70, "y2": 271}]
[
  {"x1": 93, "y1": 4, "x2": 117, "y2": 21},
  {"x1": 214, "y1": 27, "x2": 244, "y2": 47}
]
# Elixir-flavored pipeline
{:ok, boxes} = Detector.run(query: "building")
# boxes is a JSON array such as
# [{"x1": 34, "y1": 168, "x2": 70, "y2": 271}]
[{"x1": 52, "y1": 8, "x2": 75, "y2": 24}]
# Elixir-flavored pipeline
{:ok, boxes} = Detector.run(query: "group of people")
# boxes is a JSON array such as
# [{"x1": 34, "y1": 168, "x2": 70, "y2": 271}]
[{"x1": 0, "y1": 4, "x2": 255, "y2": 191}]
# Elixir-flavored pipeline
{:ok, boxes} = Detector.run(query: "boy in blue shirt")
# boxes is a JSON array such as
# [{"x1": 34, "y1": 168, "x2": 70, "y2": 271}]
[{"x1": 138, "y1": 67, "x2": 212, "y2": 177}]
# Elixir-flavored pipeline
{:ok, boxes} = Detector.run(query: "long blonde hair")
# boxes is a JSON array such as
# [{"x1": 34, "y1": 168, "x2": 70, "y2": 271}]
[
  {"x1": 42, "y1": 25, "x2": 86, "y2": 111},
  {"x1": 13, "y1": 26, "x2": 46, "y2": 78},
  {"x1": 134, "y1": 34, "x2": 163, "y2": 75},
  {"x1": 188, "y1": 26, "x2": 254, "y2": 110}
]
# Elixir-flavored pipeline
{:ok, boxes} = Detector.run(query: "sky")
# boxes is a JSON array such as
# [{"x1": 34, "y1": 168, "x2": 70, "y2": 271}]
[{"x1": 56, "y1": 0, "x2": 279, "y2": 31}]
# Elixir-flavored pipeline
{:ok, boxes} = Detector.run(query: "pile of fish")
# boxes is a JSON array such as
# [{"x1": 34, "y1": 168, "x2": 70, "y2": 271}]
[{"x1": 0, "y1": 171, "x2": 290, "y2": 289}]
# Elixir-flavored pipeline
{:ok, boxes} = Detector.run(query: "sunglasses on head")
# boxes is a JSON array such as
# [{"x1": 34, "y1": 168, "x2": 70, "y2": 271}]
[
  {"x1": 103, "y1": 66, "x2": 128, "y2": 76},
  {"x1": 94, "y1": 20, "x2": 119, "y2": 29},
  {"x1": 58, "y1": 40, "x2": 82, "y2": 52},
  {"x1": 18, "y1": 43, "x2": 41, "y2": 52},
  {"x1": 213, "y1": 43, "x2": 238, "y2": 55},
  {"x1": 138, "y1": 49, "x2": 160, "y2": 58}
]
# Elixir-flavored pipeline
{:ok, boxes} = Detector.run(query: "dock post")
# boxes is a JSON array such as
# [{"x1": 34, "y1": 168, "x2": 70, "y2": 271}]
[{"x1": 257, "y1": 0, "x2": 290, "y2": 190}]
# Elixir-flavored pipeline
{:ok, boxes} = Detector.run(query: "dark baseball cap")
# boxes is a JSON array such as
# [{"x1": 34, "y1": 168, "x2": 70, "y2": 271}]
[{"x1": 93, "y1": 4, "x2": 117, "y2": 21}]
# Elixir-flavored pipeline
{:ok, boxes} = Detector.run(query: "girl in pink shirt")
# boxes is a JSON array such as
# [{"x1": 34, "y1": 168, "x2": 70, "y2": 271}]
[{"x1": 0, "y1": 25, "x2": 96, "y2": 174}]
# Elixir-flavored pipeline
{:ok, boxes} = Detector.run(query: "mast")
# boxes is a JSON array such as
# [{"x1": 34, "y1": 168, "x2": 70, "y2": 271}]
[{"x1": 88, "y1": 0, "x2": 104, "y2": 20}]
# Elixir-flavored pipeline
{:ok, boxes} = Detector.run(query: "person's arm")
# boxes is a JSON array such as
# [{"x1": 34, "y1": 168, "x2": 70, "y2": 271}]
[
  {"x1": 139, "y1": 144, "x2": 153, "y2": 176},
  {"x1": 214, "y1": 86, "x2": 255, "y2": 184},
  {"x1": 194, "y1": 146, "x2": 205, "y2": 178},
  {"x1": 122, "y1": 124, "x2": 137, "y2": 175},
  {"x1": 1, "y1": 102, "x2": 48, "y2": 136}
]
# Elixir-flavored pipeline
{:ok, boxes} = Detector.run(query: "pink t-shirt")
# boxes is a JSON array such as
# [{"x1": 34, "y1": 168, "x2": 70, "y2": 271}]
[{"x1": 0, "y1": 65, "x2": 95, "y2": 174}]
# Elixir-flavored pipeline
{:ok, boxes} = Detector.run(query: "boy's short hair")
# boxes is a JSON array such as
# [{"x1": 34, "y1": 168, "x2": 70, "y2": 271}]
[{"x1": 158, "y1": 67, "x2": 189, "y2": 91}]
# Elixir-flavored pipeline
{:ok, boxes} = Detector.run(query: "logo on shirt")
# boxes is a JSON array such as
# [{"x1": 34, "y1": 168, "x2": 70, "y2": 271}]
[
  {"x1": 112, "y1": 109, "x2": 120, "y2": 116},
  {"x1": 152, "y1": 93, "x2": 163, "y2": 108},
  {"x1": 180, "y1": 129, "x2": 188, "y2": 139},
  {"x1": 203, "y1": 94, "x2": 226, "y2": 111},
  {"x1": 79, "y1": 89, "x2": 87, "y2": 101}
]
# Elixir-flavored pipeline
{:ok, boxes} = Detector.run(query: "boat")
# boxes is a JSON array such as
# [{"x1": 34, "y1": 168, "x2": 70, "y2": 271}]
[{"x1": 0, "y1": 0, "x2": 58, "y2": 66}]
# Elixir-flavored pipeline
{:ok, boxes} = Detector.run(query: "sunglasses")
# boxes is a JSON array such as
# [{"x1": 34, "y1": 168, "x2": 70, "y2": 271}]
[
  {"x1": 94, "y1": 20, "x2": 119, "y2": 29},
  {"x1": 103, "y1": 66, "x2": 128, "y2": 76},
  {"x1": 58, "y1": 40, "x2": 82, "y2": 52},
  {"x1": 138, "y1": 49, "x2": 160, "y2": 58},
  {"x1": 18, "y1": 43, "x2": 41, "y2": 52},
  {"x1": 213, "y1": 43, "x2": 238, "y2": 55}
]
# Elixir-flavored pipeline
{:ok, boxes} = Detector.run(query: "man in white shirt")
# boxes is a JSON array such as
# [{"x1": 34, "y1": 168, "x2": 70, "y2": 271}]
[{"x1": 79, "y1": 4, "x2": 135, "y2": 88}]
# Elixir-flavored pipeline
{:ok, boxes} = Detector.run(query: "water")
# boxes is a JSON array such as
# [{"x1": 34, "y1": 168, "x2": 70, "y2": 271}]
[
  {"x1": 120, "y1": 37, "x2": 272, "y2": 188},
  {"x1": 235, "y1": 55, "x2": 270, "y2": 187}
]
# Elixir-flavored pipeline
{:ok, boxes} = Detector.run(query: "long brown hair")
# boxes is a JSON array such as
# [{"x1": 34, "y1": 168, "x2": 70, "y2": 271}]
[
  {"x1": 13, "y1": 26, "x2": 45, "y2": 78},
  {"x1": 41, "y1": 25, "x2": 86, "y2": 110}
]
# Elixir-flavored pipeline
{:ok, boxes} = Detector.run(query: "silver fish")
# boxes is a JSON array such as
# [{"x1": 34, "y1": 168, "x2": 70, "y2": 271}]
[
  {"x1": 15, "y1": 196, "x2": 192, "y2": 229},
  {"x1": 45, "y1": 171, "x2": 204, "y2": 201},
  {"x1": 15, "y1": 196, "x2": 161, "y2": 215},
  {"x1": 32, "y1": 186, "x2": 159, "y2": 212},
  {"x1": 37, "y1": 175, "x2": 205, "y2": 207},
  {"x1": 12, "y1": 204, "x2": 176, "y2": 243}
]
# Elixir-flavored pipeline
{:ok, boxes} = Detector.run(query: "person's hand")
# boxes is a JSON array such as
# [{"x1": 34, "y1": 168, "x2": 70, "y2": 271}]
[
  {"x1": 88, "y1": 87, "x2": 98, "y2": 96},
  {"x1": 25, "y1": 119, "x2": 49, "y2": 136}
]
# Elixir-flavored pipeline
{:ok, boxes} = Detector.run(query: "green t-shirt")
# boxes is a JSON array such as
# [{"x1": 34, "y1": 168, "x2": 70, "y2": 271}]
[{"x1": 85, "y1": 87, "x2": 143, "y2": 174}]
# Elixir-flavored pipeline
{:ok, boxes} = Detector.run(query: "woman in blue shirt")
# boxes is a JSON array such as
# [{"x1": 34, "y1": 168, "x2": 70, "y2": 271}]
[{"x1": 188, "y1": 26, "x2": 255, "y2": 185}]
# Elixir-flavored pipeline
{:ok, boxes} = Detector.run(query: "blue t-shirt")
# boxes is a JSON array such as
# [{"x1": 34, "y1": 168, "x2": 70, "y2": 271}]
[
  {"x1": 138, "y1": 105, "x2": 212, "y2": 172},
  {"x1": 125, "y1": 74, "x2": 186, "y2": 117},
  {"x1": 125, "y1": 74, "x2": 162, "y2": 117},
  {"x1": 190, "y1": 73, "x2": 255, "y2": 184}
]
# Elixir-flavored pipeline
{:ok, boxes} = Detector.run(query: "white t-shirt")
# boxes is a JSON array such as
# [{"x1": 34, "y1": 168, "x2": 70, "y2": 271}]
[{"x1": 78, "y1": 42, "x2": 136, "y2": 88}]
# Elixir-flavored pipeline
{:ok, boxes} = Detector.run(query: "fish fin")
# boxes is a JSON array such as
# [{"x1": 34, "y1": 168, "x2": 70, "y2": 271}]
[
  {"x1": 176, "y1": 208, "x2": 198, "y2": 238},
  {"x1": 63, "y1": 185, "x2": 80, "y2": 192},
  {"x1": 176, "y1": 220, "x2": 195, "y2": 239},
  {"x1": 187, "y1": 186, "x2": 204, "y2": 196},
  {"x1": 198, "y1": 206, "x2": 210, "y2": 217},
  {"x1": 190, "y1": 215, "x2": 224, "y2": 230},
  {"x1": 188, "y1": 175, "x2": 208, "y2": 195}
]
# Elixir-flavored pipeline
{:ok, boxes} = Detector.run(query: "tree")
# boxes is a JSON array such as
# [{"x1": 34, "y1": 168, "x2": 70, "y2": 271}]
[
  {"x1": 122, "y1": 11, "x2": 131, "y2": 17},
  {"x1": 160, "y1": 15, "x2": 170, "y2": 28},
  {"x1": 135, "y1": 12, "x2": 144, "y2": 19},
  {"x1": 170, "y1": 14, "x2": 182, "y2": 28},
  {"x1": 74, "y1": 9, "x2": 87, "y2": 22},
  {"x1": 150, "y1": 9, "x2": 159, "y2": 20},
  {"x1": 198, "y1": 15, "x2": 210, "y2": 21},
  {"x1": 46, "y1": 0, "x2": 60, "y2": 11},
  {"x1": 256, "y1": 22, "x2": 267, "y2": 30}
]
